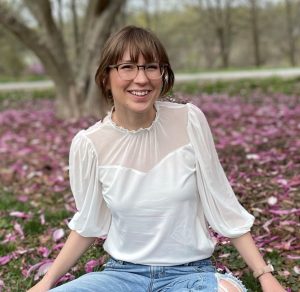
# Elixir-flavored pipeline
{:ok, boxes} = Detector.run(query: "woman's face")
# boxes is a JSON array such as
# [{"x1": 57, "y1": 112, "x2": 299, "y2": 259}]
[{"x1": 106, "y1": 48, "x2": 162, "y2": 116}]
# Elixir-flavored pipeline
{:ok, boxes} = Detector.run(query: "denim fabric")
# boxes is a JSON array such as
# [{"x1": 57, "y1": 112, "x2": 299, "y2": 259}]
[{"x1": 50, "y1": 257, "x2": 218, "y2": 292}]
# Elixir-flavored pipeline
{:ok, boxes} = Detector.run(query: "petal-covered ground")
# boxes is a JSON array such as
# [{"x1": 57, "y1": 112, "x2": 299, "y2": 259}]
[{"x1": 0, "y1": 93, "x2": 299, "y2": 292}]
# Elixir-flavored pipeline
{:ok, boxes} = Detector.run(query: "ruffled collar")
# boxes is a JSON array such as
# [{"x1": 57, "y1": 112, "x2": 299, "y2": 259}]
[{"x1": 107, "y1": 102, "x2": 159, "y2": 134}]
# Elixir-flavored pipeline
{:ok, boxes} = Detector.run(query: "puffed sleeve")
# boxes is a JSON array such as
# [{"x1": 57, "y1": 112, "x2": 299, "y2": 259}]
[
  {"x1": 68, "y1": 131, "x2": 111, "y2": 237},
  {"x1": 187, "y1": 103, "x2": 254, "y2": 238}
]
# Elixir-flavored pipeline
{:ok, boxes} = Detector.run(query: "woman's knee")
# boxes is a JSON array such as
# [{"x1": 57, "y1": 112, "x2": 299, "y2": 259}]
[
  {"x1": 216, "y1": 273, "x2": 247, "y2": 292},
  {"x1": 218, "y1": 279, "x2": 242, "y2": 292}
]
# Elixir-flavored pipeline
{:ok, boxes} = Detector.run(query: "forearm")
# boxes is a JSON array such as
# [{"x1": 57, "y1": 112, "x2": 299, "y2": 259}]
[
  {"x1": 42, "y1": 230, "x2": 96, "y2": 287},
  {"x1": 230, "y1": 232, "x2": 267, "y2": 272},
  {"x1": 230, "y1": 232, "x2": 285, "y2": 291}
]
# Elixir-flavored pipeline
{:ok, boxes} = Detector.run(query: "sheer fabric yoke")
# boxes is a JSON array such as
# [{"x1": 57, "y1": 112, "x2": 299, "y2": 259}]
[{"x1": 89, "y1": 102, "x2": 190, "y2": 173}]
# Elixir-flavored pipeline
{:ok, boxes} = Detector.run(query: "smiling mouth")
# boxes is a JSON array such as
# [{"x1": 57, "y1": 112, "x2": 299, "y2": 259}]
[{"x1": 128, "y1": 90, "x2": 151, "y2": 96}]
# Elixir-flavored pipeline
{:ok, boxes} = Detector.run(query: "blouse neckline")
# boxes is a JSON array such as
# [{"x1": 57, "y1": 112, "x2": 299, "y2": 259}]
[{"x1": 107, "y1": 102, "x2": 159, "y2": 134}]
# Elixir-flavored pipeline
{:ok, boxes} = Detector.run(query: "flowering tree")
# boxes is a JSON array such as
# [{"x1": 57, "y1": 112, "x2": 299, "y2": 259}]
[{"x1": 0, "y1": 0, "x2": 125, "y2": 119}]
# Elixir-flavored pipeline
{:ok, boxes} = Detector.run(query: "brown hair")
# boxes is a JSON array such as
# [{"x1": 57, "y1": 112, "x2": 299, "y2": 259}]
[{"x1": 95, "y1": 25, "x2": 174, "y2": 102}]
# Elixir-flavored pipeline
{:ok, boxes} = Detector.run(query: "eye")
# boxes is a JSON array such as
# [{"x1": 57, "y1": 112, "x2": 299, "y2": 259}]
[
  {"x1": 119, "y1": 63, "x2": 135, "y2": 70},
  {"x1": 146, "y1": 63, "x2": 159, "y2": 71}
]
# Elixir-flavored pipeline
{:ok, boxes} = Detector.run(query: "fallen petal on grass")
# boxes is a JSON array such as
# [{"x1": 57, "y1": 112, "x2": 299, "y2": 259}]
[
  {"x1": 9, "y1": 211, "x2": 32, "y2": 219},
  {"x1": 0, "y1": 255, "x2": 13, "y2": 266},
  {"x1": 52, "y1": 228, "x2": 65, "y2": 242}
]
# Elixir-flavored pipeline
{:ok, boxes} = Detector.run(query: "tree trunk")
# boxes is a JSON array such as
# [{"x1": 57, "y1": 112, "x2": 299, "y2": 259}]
[
  {"x1": 0, "y1": 0, "x2": 125, "y2": 120},
  {"x1": 285, "y1": 0, "x2": 296, "y2": 66},
  {"x1": 249, "y1": 0, "x2": 261, "y2": 67},
  {"x1": 202, "y1": 0, "x2": 232, "y2": 68}
]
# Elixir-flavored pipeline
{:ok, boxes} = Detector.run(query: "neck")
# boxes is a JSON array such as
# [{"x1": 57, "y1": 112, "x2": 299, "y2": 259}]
[{"x1": 112, "y1": 106, "x2": 156, "y2": 131}]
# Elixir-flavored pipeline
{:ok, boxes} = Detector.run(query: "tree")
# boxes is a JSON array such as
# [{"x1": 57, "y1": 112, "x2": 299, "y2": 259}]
[
  {"x1": 284, "y1": 0, "x2": 297, "y2": 66},
  {"x1": 248, "y1": 0, "x2": 261, "y2": 67},
  {"x1": 0, "y1": 0, "x2": 125, "y2": 119},
  {"x1": 197, "y1": 0, "x2": 234, "y2": 68}
]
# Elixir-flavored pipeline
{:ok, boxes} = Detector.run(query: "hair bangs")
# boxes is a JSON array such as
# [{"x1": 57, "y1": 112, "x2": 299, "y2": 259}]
[
  {"x1": 111, "y1": 29, "x2": 161, "y2": 64},
  {"x1": 127, "y1": 39, "x2": 159, "y2": 64}
]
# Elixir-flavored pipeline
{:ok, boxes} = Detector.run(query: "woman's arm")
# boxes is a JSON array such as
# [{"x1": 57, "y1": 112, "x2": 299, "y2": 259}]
[
  {"x1": 27, "y1": 230, "x2": 96, "y2": 292},
  {"x1": 230, "y1": 232, "x2": 286, "y2": 292}
]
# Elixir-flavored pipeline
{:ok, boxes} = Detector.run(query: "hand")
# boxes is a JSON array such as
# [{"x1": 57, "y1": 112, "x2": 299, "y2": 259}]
[
  {"x1": 259, "y1": 273, "x2": 286, "y2": 292},
  {"x1": 27, "y1": 279, "x2": 52, "y2": 292}
]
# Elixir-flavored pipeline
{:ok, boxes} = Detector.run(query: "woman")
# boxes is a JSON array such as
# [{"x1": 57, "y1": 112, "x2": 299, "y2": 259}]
[{"x1": 28, "y1": 26, "x2": 285, "y2": 292}]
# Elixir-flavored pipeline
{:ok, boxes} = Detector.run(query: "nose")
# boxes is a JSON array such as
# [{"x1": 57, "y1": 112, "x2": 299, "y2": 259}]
[{"x1": 133, "y1": 67, "x2": 149, "y2": 83}]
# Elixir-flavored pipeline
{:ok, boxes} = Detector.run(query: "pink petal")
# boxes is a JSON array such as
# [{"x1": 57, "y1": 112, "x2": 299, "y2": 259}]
[
  {"x1": 246, "y1": 153, "x2": 259, "y2": 160},
  {"x1": 293, "y1": 266, "x2": 300, "y2": 274},
  {"x1": 53, "y1": 243, "x2": 65, "y2": 250},
  {"x1": 287, "y1": 254, "x2": 300, "y2": 260},
  {"x1": 40, "y1": 213, "x2": 45, "y2": 225},
  {"x1": 267, "y1": 196, "x2": 277, "y2": 206},
  {"x1": 277, "y1": 178, "x2": 288, "y2": 186},
  {"x1": 56, "y1": 273, "x2": 75, "y2": 284},
  {"x1": 218, "y1": 253, "x2": 230, "y2": 258},
  {"x1": 0, "y1": 255, "x2": 13, "y2": 266},
  {"x1": 26, "y1": 262, "x2": 45, "y2": 277},
  {"x1": 52, "y1": 228, "x2": 65, "y2": 242},
  {"x1": 278, "y1": 270, "x2": 290, "y2": 277},
  {"x1": 1, "y1": 233, "x2": 17, "y2": 243},
  {"x1": 17, "y1": 195, "x2": 29, "y2": 202},
  {"x1": 85, "y1": 259, "x2": 99, "y2": 273},
  {"x1": 269, "y1": 208, "x2": 300, "y2": 215},
  {"x1": 14, "y1": 222, "x2": 25, "y2": 239},
  {"x1": 37, "y1": 247, "x2": 51, "y2": 258},
  {"x1": 85, "y1": 256, "x2": 106, "y2": 273},
  {"x1": 34, "y1": 261, "x2": 53, "y2": 281},
  {"x1": 9, "y1": 211, "x2": 32, "y2": 219}
]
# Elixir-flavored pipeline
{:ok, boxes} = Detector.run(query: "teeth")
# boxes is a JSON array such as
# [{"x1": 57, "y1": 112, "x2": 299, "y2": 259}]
[{"x1": 130, "y1": 90, "x2": 149, "y2": 96}]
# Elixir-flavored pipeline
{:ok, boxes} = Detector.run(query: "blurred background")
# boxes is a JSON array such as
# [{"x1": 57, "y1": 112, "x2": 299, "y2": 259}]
[
  {"x1": 1, "y1": 0, "x2": 300, "y2": 78},
  {"x1": 1, "y1": 0, "x2": 300, "y2": 118}
]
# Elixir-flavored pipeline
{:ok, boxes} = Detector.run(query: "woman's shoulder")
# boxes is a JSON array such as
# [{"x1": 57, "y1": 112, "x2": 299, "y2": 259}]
[
  {"x1": 157, "y1": 100, "x2": 187, "y2": 109},
  {"x1": 157, "y1": 100, "x2": 205, "y2": 120},
  {"x1": 70, "y1": 119, "x2": 106, "y2": 150},
  {"x1": 157, "y1": 100, "x2": 203, "y2": 111}
]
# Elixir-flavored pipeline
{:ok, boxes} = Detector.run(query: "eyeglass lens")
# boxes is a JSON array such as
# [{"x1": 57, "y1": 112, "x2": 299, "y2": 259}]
[{"x1": 117, "y1": 63, "x2": 164, "y2": 80}]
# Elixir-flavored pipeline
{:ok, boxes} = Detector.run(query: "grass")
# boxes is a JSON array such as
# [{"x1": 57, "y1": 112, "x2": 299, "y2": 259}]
[
  {"x1": 0, "y1": 75, "x2": 48, "y2": 83},
  {"x1": 0, "y1": 89, "x2": 55, "y2": 102},
  {"x1": 173, "y1": 76, "x2": 300, "y2": 96}
]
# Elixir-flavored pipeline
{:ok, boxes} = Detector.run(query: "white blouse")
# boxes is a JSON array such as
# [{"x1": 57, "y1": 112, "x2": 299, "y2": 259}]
[{"x1": 68, "y1": 101, "x2": 254, "y2": 266}]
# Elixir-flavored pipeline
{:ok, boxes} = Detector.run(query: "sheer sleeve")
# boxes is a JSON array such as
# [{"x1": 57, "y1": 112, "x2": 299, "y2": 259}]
[
  {"x1": 187, "y1": 103, "x2": 254, "y2": 238},
  {"x1": 68, "y1": 131, "x2": 111, "y2": 237}
]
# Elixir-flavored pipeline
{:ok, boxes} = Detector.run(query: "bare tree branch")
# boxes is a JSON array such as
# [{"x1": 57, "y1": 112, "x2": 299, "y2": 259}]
[
  {"x1": 83, "y1": 0, "x2": 109, "y2": 36},
  {"x1": 285, "y1": 0, "x2": 296, "y2": 66},
  {"x1": 248, "y1": 0, "x2": 261, "y2": 66},
  {"x1": 0, "y1": 4, "x2": 58, "y2": 82},
  {"x1": 23, "y1": 0, "x2": 70, "y2": 73},
  {"x1": 57, "y1": 0, "x2": 64, "y2": 31},
  {"x1": 77, "y1": 0, "x2": 124, "y2": 91},
  {"x1": 71, "y1": 0, "x2": 80, "y2": 67}
]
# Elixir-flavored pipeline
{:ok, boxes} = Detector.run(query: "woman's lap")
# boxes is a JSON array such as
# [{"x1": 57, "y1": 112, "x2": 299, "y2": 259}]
[
  {"x1": 49, "y1": 258, "x2": 246, "y2": 292},
  {"x1": 50, "y1": 270, "x2": 149, "y2": 292}
]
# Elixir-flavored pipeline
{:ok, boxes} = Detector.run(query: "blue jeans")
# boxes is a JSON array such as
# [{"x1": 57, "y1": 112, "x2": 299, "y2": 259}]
[{"x1": 50, "y1": 257, "x2": 246, "y2": 291}]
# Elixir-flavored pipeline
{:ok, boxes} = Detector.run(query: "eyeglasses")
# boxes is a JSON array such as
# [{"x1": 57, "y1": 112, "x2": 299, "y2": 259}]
[{"x1": 108, "y1": 63, "x2": 166, "y2": 81}]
